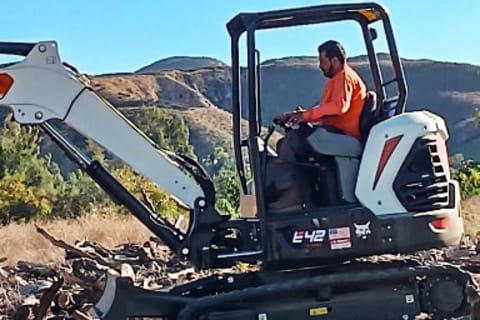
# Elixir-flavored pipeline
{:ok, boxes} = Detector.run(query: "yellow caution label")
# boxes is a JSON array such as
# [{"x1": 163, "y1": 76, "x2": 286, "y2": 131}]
[
  {"x1": 309, "y1": 307, "x2": 328, "y2": 316},
  {"x1": 359, "y1": 9, "x2": 379, "y2": 22}
]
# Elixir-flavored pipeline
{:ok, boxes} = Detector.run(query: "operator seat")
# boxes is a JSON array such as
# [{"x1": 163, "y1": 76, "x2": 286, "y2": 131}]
[
  {"x1": 306, "y1": 91, "x2": 378, "y2": 157},
  {"x1": 305, "y1": 91, "x2": 378, "y2": 204}
]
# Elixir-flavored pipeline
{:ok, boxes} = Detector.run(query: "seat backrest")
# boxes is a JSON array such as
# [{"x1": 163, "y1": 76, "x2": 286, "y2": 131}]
[{"x1": 359, "y1": 91, "x2": 378, "y2": 143}]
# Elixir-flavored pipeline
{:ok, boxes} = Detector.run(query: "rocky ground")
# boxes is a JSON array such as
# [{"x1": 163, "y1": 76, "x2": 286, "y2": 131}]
[
  {"x1": 0, "y1": 225, "x2": 245, "y2": 320},
  {"x1": 1, "y1": 226, "x2": 480, "y2": 320}
]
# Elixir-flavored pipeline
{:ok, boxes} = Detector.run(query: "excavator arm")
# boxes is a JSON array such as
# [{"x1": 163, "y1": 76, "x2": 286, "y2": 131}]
[
  {"x1": 0, "y1": 41, "x2": 261, "y2": 268},
  {"x1": 0, "y1": 41, "x2": 202, "y2": 207}
]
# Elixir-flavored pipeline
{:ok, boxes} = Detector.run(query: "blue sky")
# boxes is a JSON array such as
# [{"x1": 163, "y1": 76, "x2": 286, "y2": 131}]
[{"x1": 1, "y1": 0, "x2": 479, "y2": 75}]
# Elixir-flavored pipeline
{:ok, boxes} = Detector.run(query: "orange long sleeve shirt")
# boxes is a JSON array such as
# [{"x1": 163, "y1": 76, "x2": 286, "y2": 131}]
[{"x1": 302, "y1": 64, "x2": 367, "y2": 140}]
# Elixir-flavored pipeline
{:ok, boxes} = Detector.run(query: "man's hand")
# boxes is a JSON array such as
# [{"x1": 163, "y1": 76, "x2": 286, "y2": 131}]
[
  {"x1": 273, "y1": 112, "x2": 291, "y2": 125},
  {"x1": 286, "y1": 111, "x2": 304, "y2": 126},
  {"x1": 273, "y1": 110, "x2": 306, "y2": 126}
]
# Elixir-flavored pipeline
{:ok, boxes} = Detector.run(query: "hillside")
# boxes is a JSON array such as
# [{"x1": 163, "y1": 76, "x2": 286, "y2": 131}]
[
  {"x1": 135, "y1": 56, "x2": 226, "y2": 73},
  {"x1": 92, "y1": 56, "x2": 480, "y2": 160}
]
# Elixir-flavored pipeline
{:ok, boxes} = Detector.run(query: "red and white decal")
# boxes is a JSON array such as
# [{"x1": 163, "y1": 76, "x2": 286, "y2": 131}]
[
  {"x1": 373, "y1": 135, "x2": 403, "y2": 190},
  {"x1": 328, "y1": 227, "x2": 352, "y2": 250}
]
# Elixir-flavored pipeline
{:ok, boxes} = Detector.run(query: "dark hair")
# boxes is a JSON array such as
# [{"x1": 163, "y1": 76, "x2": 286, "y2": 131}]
[{"x1": 318, "y1": 40, "x2": 346, "y2": 65}]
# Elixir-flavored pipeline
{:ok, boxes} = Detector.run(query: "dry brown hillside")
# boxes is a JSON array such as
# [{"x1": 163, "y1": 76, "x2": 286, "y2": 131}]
[
  {"x1": 91, "y1": 72, "x2": 213, "y2": 108},
  {"x1": 92, "y1": 56, "x2": 480, "y2": 160},
  {"x1": 180, "y1": 107, "x2": 240, "y2": 157},
  {"x1": 92, "y1": 67, "x2": 235, "y2": 159},
  {"x1": 136, "y1": 56, "x2": 226, "y2": 73}
]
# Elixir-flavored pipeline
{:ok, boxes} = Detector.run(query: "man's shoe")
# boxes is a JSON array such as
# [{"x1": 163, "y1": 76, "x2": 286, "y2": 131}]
[
  {"x1": 268, "y1": 203, "x2": 304, "y2": 214},
  {"x1": 268, "y1": 187, "x2": 304, "y2": 213}
]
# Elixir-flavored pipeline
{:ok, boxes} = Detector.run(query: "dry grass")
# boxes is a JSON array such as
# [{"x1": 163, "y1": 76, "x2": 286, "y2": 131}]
[
  {"x1": 462, "y1": 195, "x2": 480, "y2": 237},
  {"x1": 1, "y1": 196, "x2": 479, "y2": 266},
  {"x1": 0, "y1": 213, "x2": 153, "y2": 266}
]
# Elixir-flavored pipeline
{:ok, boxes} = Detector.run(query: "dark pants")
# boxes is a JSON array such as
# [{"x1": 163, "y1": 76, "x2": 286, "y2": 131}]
[
  {"x1": 266, "y1": 125, "x2": 343, "y2": 191},
  {"x1": 273, "y1": 125, "x2": 315, "y2": 190}
]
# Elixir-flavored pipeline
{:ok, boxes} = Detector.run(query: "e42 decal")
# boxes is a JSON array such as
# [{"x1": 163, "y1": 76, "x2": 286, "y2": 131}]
[{"x1": 292, "y1": 229, "x2": 326, "y2": 244}]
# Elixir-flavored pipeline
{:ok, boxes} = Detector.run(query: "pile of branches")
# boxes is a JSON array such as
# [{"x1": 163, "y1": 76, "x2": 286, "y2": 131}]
[
  {"x1": 444, "y1": 237, "x2": 480, "y2": 274},
  {"x1": 0, "y1": 226, "x2": 206, "y2": 320}
]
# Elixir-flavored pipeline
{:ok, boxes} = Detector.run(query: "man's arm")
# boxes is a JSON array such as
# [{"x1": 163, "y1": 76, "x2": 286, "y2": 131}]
[{"x1": 302, "y1": 76, "x2": 353, "y2": 123}]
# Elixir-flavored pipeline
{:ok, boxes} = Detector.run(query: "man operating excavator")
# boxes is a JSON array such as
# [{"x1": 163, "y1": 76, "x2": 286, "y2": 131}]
[{"x1": 269, "y1": 40, "x2": 368, "y2": 211}]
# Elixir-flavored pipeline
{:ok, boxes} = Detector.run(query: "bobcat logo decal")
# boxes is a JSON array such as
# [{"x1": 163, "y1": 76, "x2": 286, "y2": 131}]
[{"x1": 354, "y1": 222, "x2": 371, "y2": 240}]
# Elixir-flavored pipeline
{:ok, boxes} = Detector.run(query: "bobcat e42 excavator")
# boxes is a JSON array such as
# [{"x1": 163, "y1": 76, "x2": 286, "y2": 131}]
[{"x1": 0, "y1": 2, "x2": 478, "y2": 320}]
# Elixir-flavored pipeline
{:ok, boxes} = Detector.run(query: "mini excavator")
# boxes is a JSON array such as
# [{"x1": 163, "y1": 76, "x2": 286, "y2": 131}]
[{"x1": 0, "y1": 2, "x2": 478, "y2": 319}]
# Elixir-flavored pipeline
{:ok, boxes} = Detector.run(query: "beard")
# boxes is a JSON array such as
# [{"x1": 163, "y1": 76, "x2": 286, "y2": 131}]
[{"x1": 321, "y1": 64, "x2": 334, "y2": 78}]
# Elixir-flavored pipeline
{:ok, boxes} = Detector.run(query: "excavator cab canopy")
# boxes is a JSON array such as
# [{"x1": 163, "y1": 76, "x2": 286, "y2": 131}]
[
  {"x1": 227, "y1": 2, "x2": 408, "y2": 216},
  {"x1": 227, "y1": 3, "x2": 384, "y2": 33}
]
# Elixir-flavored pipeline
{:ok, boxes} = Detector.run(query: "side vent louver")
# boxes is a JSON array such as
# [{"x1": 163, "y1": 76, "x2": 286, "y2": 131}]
[{"x1": 393, "y1": 135, "x2": 449, "y2": 211}]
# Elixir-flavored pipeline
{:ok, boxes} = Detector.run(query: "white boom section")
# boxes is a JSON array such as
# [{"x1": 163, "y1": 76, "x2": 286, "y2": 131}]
[
  {"x1": 0, "y1": 41, "x2": 203, "y2": 208},
  {"x1": 356, "y1": 111, "x2": 449, "y2": 215}
]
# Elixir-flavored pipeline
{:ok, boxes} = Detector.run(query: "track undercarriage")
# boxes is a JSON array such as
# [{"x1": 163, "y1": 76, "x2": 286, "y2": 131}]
[{"x1": 92, "y1": 259, "x2": 480, "y2": 320}]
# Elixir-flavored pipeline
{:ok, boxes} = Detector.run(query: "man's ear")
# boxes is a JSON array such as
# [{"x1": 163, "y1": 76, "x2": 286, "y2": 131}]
[{"x1": 331, "y1": 57, "x2": 340, "y2": 67}]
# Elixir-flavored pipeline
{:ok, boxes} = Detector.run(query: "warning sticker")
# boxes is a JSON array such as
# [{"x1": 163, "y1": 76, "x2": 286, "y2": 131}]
[
  {"x1": 330, "y1": 238, "x2": 352, "y2": 250},
  {"x1": 309, "y1": 306, "x2": 328, "y2": 316}
]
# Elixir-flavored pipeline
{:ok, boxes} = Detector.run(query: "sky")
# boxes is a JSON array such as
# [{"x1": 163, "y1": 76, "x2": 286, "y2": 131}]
[{"x1": 1, "y1": 0, "x2": 479, "y2": 75}]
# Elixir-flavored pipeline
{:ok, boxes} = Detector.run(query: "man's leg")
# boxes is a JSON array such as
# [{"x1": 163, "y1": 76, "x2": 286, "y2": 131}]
[
  {"x1": 273, "y1": 126, "x2": 314, "y2": 189},
  {"x1": 268, "y1": 125, "x2": 315, "y2": 211}
]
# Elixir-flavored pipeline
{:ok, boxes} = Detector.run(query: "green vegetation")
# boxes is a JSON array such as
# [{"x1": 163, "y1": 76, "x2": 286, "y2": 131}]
[
  {"x1": 128, "y1": 107, "x2": 195, "y2": 157},
  {"x1": 3, "y1": 104, "x2": 479, "y2": 228},
  {"x1": 450, "y1": 154, "x2": 480, "y2": 198},
  {"x1": 203, "y1": 146, "x2": 242, "y2": 216},
  {"x1": 451, "y1": 103, "x2": 480, "y2": 199},
  {"x1": 0, "y1": 120, "x2": 62, "y2": 223},
  {"x1": 0, "y1": 108, "x2": 241, "y2": 225}
]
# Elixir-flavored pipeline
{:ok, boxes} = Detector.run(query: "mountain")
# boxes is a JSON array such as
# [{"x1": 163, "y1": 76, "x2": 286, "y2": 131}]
[
  {"x1": 92, "y1": 56, "x2": 480, "y2": 161},
  {"x1": 135, "y1": 56, "x2": 226, "y2": 73}
]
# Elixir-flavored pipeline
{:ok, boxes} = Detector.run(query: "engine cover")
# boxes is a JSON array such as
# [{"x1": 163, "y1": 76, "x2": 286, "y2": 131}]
[{"x1": 356, "y1": 111, "x2": 451, "y2": 215}]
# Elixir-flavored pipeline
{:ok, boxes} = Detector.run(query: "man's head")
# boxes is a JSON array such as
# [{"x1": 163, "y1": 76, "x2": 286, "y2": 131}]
[{"x1": 318, "y1": 40, "x2": 346, "y2": 78}]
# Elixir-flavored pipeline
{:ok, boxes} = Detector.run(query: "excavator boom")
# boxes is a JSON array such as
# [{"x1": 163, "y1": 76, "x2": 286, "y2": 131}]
[
  {"x1": 0, "y1": 40, "x2": 260, "y2": 272},
  {"x1": 0, "y1": 41, "x2": 203, "y2": 209}
]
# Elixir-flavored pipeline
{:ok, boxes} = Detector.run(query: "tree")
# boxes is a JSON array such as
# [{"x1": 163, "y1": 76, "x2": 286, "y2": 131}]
[
  {"x1": 202, "y1": 146, "x2": 232, "y2": 175},
  {"x1": 0, "y1": 172, "x2": 51, "y2": 223},
  {"x1": 112, "y1": 166, "x2": 186, "y2": 221},
  {"x1": 0, "y1": 117, "x2": 63, "y2": 223},
  {"x1": 450, "y1": 155, "x2": 480, "y2": 198},
  {"x1": 213, "y1": 164, "x2": 241, "y2": 216},
  {"x1": 450, "y1": 107, "x2": 480, "y2": 198},
  {"x1": 0, "y1": 107, "x2": 243, "y2": 224},
  {"x1": 202, "y1": 146, "x2": 243, "y2": 216},
  {"x1": 52, "y1": 169, "x2": 107, "y2": 219},
  {"x1": 127, "y1": 107, "x2": 195, "y2": 158}
]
